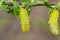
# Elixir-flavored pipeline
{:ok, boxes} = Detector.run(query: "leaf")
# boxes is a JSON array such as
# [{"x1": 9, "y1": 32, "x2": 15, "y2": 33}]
[
  {"x1": 44, "y1": 1, "x2": 53, "y2": 9},
  {"x1": 21, "y1": 0, "x2": 27, "y2": 7},
  {"x1": 13, "y1": 1, "x2": 20, "y2": 17},
  {"x1": 13, "y1": 0, "x2": 16, "y2": 1},
  {"x1": 31, "y1": 1, "x2": 44, "y2": 6},
  {"x1": 28, "y1": 0, "x2": 44, "y2": 6},
  {"x1": 0, "y1": 5, "x2": 8, "y2": 10},
  {"x1": 27, "y1": 6, "x2": 32, "y2": 15},
  {"x1": 49, "y1": 9, "x2": 54, "y2": 15},
  {"x1": 5, "y1": 1, "x2": 20, "y2": 17},
  {"x1": 44, "y1": 0, "x2": 48, "y2": 2},
  {"x1": 22, "y1": 0, "x2": 26, "y2": 2},
  {"x1": 27, "y1": 0, "x2": 31, "y2": 5},
  {"x1": 56, "y1": 2, "x2": 60, "y2": 8},
  {"x1": 5, "y1": 0, "x2": 13, "y2": 3},
  {"x1": 6, "y1": 6, "x2": 14, "y2": 15},
  {"x1": 0, "y1": 0, "x2": 5, "y2": 6},
  {"x1": 0, "y1": 0, "x2": 8, "y2": 10}
]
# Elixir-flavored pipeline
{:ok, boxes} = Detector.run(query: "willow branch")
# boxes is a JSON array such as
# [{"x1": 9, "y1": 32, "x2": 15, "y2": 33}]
[{"x1": 4, "y1": 1, "x2": 56, "y2": 6}]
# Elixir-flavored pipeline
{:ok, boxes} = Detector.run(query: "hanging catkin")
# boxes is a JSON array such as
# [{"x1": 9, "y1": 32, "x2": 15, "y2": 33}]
[
  {"x1": 19, "y1": 7, "x2": 30, "y2": 32},
  {"x1": 48, "y1": 9, "x2": 59, "y2": 35}
]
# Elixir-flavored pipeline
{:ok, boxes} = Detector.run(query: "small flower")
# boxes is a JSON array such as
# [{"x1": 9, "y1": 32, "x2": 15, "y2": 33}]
[
  {"x1": 48, "y1": 9, "x2": 59, "y2": 35},
  {"x1": 19, "y1": 7, "x2": 30, "y2": 32}
]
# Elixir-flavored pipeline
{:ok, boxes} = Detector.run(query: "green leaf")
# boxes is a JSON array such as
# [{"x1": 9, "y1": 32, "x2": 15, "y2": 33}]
[
  {"x1": 13, "y1": 1, "x2": 20, "y2": 17},
  {"x1": 0, "y1": 0, "x2": 8, "y2": 10},
  {"x1": 44, "y1": 1, "x2": 53, "y2": 9},
  {"x1": 27, "y1": 0, "x2": 31, "y2": 5},
  {"x1": 21, "y1": 0, "x2": 27, "y2": 7},
  {"x1": 0, "y1": 5, "x2": 8, "y2": 10},
  {"x1": 27, "y1": 6, "x2": 32, "y2": 15},
  {"x1": 6, "y1": 6, "x2": 14, "y2": 15},
  {"x1": 13, "y1": 0, "x2": 16, "y2": 1},
  {"x1": 49, "y1": 9, "x2": 54, "y2": 15},
  {"x1": 28, "y1": 0, "x2": 44, "y2": 6},
  {"x1": 30, "y1": 0, "x2": 38, "y2": 3},
  {"x1": 0, "y1": 0, "x2": 5, "y2": 6},
  {"x1": 44, "y1": 0, "x2": 48, "y2": 2},
  {"x1": 22, "y1": 0, "x2": 26, "y2": 2},
  {"x1": 5, "y1": 1, "x2": 20, "y2": 16},
  {"x1": 56, "y1": 2, "x2": 60, "y2": 8},
  {"x1": 5, "y1": 0, "x2": 13, "y2": 3},
  {"x1": 30, "y1": 1, "x2": 44, "y2": 6}
]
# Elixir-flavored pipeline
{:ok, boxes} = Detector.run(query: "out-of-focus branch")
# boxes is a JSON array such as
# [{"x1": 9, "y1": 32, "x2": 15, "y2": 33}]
[{"x1": 4, "y1": 1, "x2": 56, "y2": 6}]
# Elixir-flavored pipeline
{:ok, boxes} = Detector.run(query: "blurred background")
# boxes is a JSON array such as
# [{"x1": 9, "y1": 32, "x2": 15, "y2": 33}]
[{"x1": 0, "y1": 0, "x2": 60, "y2": 40}]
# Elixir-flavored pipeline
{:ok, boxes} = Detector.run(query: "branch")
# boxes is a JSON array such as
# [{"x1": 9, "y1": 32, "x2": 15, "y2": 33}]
[{"x1": 4, "y1": 1, "x2": 56, "y2": 6}]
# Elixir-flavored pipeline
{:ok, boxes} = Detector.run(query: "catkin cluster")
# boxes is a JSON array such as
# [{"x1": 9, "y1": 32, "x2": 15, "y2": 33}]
[
  {"x1": 19, "y1": 7, "x2": 30, "y2": 32},
  {"x1": 48, "y1": 9, "x2": 59, "y2": 35}
]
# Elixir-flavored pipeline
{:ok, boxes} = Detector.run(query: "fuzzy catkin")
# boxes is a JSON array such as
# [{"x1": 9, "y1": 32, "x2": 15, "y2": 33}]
[
  {"x1": 19, "y1": 7, "x2": 30, "y2": 32},
  {"x1": 48, "y1": 9, "x2": 59, "y2": 35}
]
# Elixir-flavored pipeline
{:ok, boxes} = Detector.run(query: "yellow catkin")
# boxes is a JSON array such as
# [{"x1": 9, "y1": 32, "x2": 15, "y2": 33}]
[
  {"x1": 48, "y1": 9, "x2": 59, "y2": 35},
  {"x1": 19, "y1": 7, "x2": 30, "y2": 32}
]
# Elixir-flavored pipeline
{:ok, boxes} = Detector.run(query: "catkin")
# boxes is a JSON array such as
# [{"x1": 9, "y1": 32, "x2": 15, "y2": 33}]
[
  {"x1": 48, "y1": 9, "x2": 59, "y2": 35},
  {"x1": 19, "y1": 7, "x2": 30, "y2": 32}
]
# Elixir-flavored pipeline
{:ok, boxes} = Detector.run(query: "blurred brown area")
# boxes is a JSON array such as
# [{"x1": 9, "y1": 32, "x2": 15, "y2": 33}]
[{"x1": 0, "y1": 0, "x2": 60, "y2": 40}]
